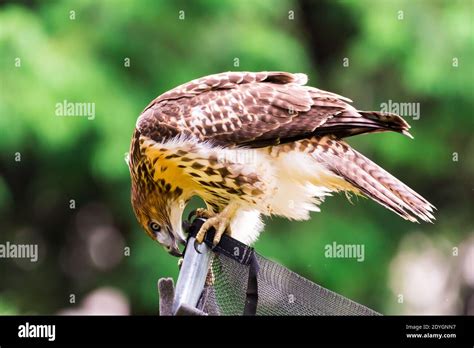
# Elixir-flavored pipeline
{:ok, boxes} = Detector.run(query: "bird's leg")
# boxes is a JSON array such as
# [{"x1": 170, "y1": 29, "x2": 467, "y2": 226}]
[
  {"x1": 195, "y1": 204, "x2": 237, "y2": 247},
  {"x1": 195, "y1": 207, "x2": 215, "y2": 219}
]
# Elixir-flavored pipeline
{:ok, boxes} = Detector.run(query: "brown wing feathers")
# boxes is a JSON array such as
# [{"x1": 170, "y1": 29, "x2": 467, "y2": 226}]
[
  {"x1": 316, "y1": 111, "x2": 413, "y2": 139},
  {"x1": 138, "y1": 71, "x2": 413, "y2": 146}
]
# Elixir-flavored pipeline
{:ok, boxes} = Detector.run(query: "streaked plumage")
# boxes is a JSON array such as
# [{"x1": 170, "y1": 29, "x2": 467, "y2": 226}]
[{"x1": 128, "y1": 71, "x2": 434, "y2": 255}]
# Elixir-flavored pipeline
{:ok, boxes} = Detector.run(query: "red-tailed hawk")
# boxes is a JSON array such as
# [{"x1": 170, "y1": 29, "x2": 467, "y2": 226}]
[{"x1": 128, "y1": 71, "x2": 435, "y2": 256}]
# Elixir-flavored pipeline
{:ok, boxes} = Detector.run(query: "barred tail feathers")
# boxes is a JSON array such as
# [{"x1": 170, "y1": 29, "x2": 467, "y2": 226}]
[{"x1": 312, "y1": 137, "x2": 435, "y2": 223}]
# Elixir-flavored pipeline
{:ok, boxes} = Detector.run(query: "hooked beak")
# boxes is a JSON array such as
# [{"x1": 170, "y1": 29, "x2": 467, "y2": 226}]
[
  {"x1": 167, "y1": 232, "x2": 185, "y2": 257},
  {"x1": 168, "y1": 246, "x2": 183, "y2": 257}
]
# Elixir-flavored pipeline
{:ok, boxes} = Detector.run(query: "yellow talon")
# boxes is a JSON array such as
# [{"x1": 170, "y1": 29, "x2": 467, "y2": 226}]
[
  {"x1": 194, "y1": 205, "x2": 236, "y2": 246},
  {"x1": 195, "y1": 208, "x2": 214, "y2": 219}
]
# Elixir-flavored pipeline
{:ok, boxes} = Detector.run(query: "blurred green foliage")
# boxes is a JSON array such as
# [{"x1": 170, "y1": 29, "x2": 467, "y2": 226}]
[{"x1": 0, "y1": 0, "x2": 472, "y2": 315}]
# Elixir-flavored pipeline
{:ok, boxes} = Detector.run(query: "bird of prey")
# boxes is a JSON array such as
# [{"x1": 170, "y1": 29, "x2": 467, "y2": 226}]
[{"x1": 128, "y1": 71, "x2": 435, "y2": 256}]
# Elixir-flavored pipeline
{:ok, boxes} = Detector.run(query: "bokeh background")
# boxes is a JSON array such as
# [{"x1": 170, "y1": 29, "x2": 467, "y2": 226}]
[{"x1": 0, "y1": 0, "x2": 473, "y2": 315}]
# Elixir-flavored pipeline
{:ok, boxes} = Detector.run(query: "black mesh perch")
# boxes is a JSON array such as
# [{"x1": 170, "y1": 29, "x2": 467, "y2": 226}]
[{"x1": 158, "y1": 217, "x2": 380, "y2": 316}]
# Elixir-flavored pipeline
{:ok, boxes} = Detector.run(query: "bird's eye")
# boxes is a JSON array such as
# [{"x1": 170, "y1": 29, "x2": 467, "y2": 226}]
[{"x1": 149, "y1": 221, "x2": 161, "y2": 232}]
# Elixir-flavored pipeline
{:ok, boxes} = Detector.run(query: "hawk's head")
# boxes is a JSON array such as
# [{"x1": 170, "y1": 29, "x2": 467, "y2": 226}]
[{"x1": 130, "y1": 170, "x2": 186, "y2": 257}]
